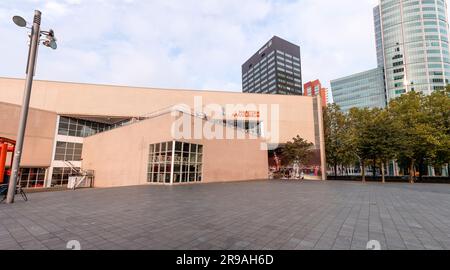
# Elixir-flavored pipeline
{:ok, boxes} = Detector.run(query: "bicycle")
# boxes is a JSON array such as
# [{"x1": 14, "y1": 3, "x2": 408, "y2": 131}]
[{"x1": 0, "y1": 184, "x2": 28, "y2": 203}]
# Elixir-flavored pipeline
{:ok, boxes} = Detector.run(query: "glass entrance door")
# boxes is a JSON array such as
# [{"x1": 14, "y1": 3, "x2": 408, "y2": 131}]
[{"x1": 148, "y1": 141, "x2": 203, "y2": 185}]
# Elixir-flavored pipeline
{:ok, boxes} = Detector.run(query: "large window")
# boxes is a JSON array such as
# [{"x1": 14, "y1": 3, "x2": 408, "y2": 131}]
[
  {"x1": 18, "y1": 168, "x2": 46, "y2": 188},
  {"x1": 52, "y1": 167, "x2": 80, "y2": 187},
  {"x1": 147, "y1": 141, "x2": 203, "y2": 184},
  {"x1": 54, "y1": 142, "x2": 83, "y2": 161},
  {"x1": 148, "y1": 142, "x2": 173, "y2": 184},
  {"x1": 58, "y1": 116, "x2": 114, "y2": 138},
  {"x1": 173, "y1": 142, "x2": 203, "y2": 183}
]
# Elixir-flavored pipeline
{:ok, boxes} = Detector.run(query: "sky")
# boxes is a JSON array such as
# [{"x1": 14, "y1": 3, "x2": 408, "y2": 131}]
[{"x1": 1, "y1": 0, "x2": 386, "y2": 94}]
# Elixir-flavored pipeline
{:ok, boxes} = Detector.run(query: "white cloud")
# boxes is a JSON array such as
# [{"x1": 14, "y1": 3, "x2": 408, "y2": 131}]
[
  {"x1": 0, "y1": 0, "x2": 448, "y2": 93},
  {"x1": 43, "y1": 1, "x2": 68, "y2": 16}
]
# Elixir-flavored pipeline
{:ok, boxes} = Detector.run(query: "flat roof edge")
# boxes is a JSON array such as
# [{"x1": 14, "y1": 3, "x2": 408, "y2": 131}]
[
  {"x1": 0, "y1": 76, "x2": 312, "y2": 99},
  {"x1": 330, "y1": 67, "x2": 382, "y2": 84},
  {"x1": 0, "y1": 101, "x2": 57, "y2": 115}
]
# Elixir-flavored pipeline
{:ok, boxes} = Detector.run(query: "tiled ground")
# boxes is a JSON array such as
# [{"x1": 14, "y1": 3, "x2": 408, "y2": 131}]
[{"x1": 1, "y1": 180, "x2": 450, "y2": 250}]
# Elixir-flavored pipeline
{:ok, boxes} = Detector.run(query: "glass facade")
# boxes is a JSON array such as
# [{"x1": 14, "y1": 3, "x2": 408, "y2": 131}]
[
  {"x1": 378, "y1": 0, "x2": 450, "y2": 100},
  {"x1": 374, "y1": 5, "x2": 385, "y2": 67},
  {"x1": 18, "y1": 168, "x2": 46, "y2": 188},
  {"x1": 58, "y1": 116, "x2": 115, "y2": 138},
  {"x1": 51, "y1": 167, "x2": 80, "y2": 187},
  {"x1": 50, "y1": 116, "x2": 132, "y2": 187},
  {"x1": 148, "y1": 141, "x2": 173, "y2": 184},
  {"x1": 331, "y1": 67, "x2": 387, "y2": 112},
  {"x1": 54, "y1": 142, "x2": 83, "y2": 161},
  {"x1": 148, "y1": 141, "x2": 203, "y2": 184}
]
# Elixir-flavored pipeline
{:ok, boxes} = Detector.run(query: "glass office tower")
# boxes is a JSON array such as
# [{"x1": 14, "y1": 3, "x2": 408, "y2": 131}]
[
  {"x1": 377, "y1": 0, "x2": 450, "y2": 101},
  {"x1": 374, "y1": 5, "x2": 385, "y2": 68},
  {"x1": 331, "y1": 67, "x2": 387, "y2": 112}
]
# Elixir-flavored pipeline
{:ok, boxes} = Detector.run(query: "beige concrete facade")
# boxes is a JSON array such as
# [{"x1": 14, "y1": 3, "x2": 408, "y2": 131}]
[
  {"x1": 0, "y1": 101, "x2": 56, "y2": 167},
  {"x1": 82, "y1": 112, "x2": 268, "y2": 187},
  {"x1": 0, "y1": 76, "x2": 326, "y2": 188},
  {"x1": 0, "y1": 77, "x2": 319, "y2": 145}
]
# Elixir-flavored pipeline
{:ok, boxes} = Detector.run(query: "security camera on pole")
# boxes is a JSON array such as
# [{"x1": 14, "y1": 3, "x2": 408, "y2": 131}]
[{"x1": 7, "y1": 10, "x2": 57, "y2": 204}]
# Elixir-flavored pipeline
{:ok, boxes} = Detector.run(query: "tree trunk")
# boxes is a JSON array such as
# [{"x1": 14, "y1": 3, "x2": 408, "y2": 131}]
[
  {"x1": 361, "y1": 160, "x2": 366, "y2": 183},
  {"x1": 381, "y1": 161, "x2": 385, "y2": 184},
  {"x1": 334, "y1": 163, "x2": 338, "y2": 180},
  {"x1": 409, "y1": 160, "x2": 415, "y2": 184},
  {"x1": 418, "y1": 159, "x2": 424, "y2": 182},
  {"x1": 373, "y1": 159, "x2": 377, "y2": 180}
]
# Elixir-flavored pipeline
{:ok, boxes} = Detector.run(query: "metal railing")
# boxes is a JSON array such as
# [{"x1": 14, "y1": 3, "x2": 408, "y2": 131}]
[
  {"x1": 63, "y1": 161, "x2": 95, "y2": 190},
  {"x1": 111, "y1": 105, "x2": 262, "y2": 137}
]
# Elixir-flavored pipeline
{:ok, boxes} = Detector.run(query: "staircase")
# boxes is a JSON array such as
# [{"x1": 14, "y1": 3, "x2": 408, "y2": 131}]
[{"x1": 64, "y1": 161, "x2": 95, "y2": 190}]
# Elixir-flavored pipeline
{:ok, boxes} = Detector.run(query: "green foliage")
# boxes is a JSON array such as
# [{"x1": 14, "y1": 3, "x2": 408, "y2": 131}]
[
  {"x1": 347, "y1": 108, "x2": 373, "y2": 162},
  {"x1": 424, "y1": 88, "x2": 450, "y2": 167},
  {"x1": 281, "y1": 135, "x2": 314, "y2": 166},
  {"x1": 324, "y1": 104, "x2": 355, "y2": 177},
  {"x1": 389, "y1": 91, "x2": 446, "y2": 182},
  {"x1": 325, "y1": 88, "x2": 450, "y2": 183}
]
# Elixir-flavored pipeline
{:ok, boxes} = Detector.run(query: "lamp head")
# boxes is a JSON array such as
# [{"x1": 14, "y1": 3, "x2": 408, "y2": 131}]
[
  {"x1": 12, "y1": 16, "x2": 27, "y2": 27},
  {"x1": 49, "y1": 40, "x2": 57, "y2": 50},
  {"x1": 43, "y1": 29, "x2": 57, "y2": 50},
  {"x1": 43, "y1": 39, "x2": 57, "y2": 50}
]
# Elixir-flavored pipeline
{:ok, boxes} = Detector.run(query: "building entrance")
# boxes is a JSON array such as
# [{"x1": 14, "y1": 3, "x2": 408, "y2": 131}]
[{"x1": 148, "y1": 141, "x2": 203, "y2": 185}]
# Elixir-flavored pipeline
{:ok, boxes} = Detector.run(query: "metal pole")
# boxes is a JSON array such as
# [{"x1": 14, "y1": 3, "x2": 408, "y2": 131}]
[{"x1": 6, "y1": 10, "x2": 41, "y2": 204}]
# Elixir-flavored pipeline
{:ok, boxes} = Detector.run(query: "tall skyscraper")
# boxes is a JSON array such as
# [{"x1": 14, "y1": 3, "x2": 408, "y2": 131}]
[
  {"x1": 376, "y1": 0, "x2": 450, "y2": 101},
  {"x1": 374, "y1": 5, "x2": 385, "y2": 68},
  {"x1": 331, "y1": 0, "x2": 450, "y2": 111},
  {"x1": 242, "y1": 36, "x2": 303, "y2": 95},
  {"x1": 304, "y1": 80, "x2": 328, "y2": 107}
]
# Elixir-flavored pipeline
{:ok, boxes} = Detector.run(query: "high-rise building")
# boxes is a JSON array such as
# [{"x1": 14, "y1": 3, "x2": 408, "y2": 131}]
[
  {"x1": 374, "y1": 5, "x2": 385, "y2": 68},
  {"x1": 331, "y1": 67, "x2": 387, "y2": 112},
  {"x1": 331, "y1": 0, "x2": 450, "y2": 111},
  {"x1": 242, "y1": 36, "x2": 303, "y2": 95},
  {"x1": 376, "y1": 0, "x2": 450, "y2": 101},
  {"x1": 326, "y1": 89, "x2": 332, "y2": 104},
  {"x1": 304, "y1": 80, "x2": 328, "y2": 107}
]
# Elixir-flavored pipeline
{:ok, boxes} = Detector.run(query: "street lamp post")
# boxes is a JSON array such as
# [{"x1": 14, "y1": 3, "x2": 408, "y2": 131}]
[{"x1": 6, "y1": 10, "x2": 57, "y2": 204}]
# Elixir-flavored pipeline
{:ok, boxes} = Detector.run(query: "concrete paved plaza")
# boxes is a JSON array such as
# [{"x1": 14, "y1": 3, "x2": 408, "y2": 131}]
[{"x1": 1, "y1": 180, "x2": 450, "y2": 250}]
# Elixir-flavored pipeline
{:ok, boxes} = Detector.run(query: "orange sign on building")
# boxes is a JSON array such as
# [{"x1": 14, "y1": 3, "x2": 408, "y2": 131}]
[{"x1": 232, "y1": 111, "x2": 261, "y2": 119}]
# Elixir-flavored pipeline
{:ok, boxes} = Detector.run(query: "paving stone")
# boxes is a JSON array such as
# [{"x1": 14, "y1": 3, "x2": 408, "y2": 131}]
[{"x1": 1, "y1": 181, "x2": 450, "y2": 250}]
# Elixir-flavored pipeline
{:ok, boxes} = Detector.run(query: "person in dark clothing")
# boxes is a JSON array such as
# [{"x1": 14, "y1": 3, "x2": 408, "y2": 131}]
[
  {"x1": 1, "y1": 170, "x2": 11, "y2": 197},
  {"x1": 1, "y1": 170, "x2": 27, "y2": 202},
  {"x1": 3, "y1": 169, "x2": 10, "y2": 184}
]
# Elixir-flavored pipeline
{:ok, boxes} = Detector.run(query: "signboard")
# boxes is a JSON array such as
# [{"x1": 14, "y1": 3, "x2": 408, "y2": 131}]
[
  {"x1": 232, "y1": 111, "x2": 260, "y2": 119},
  {"x1": 259, "y1": 41, "x2": 272, "y2": 55}
]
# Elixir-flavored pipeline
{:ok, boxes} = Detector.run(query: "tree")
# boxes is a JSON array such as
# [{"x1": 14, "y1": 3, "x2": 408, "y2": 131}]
[
  {"x1": 324, "y1": 89, "x2": 449, "y2": 183},
  {"x1": 348, "y1": 108, "x2": 376, "y2": 182},
  {"x1": 424, "y1": 88, "x2": 450, "y2": 174},
  {"x1": 389, "y1": 91, "x2": 441, "y2": 183},
  {"x1": 368, "y1": 109, "x2": 401, "y2": 183},
  {"x1": 281, "y1": 135, "x2": 314, "y2": 167},
  {"x1": 324, "y1": 104, "x2": 355, "y2": 179}
]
